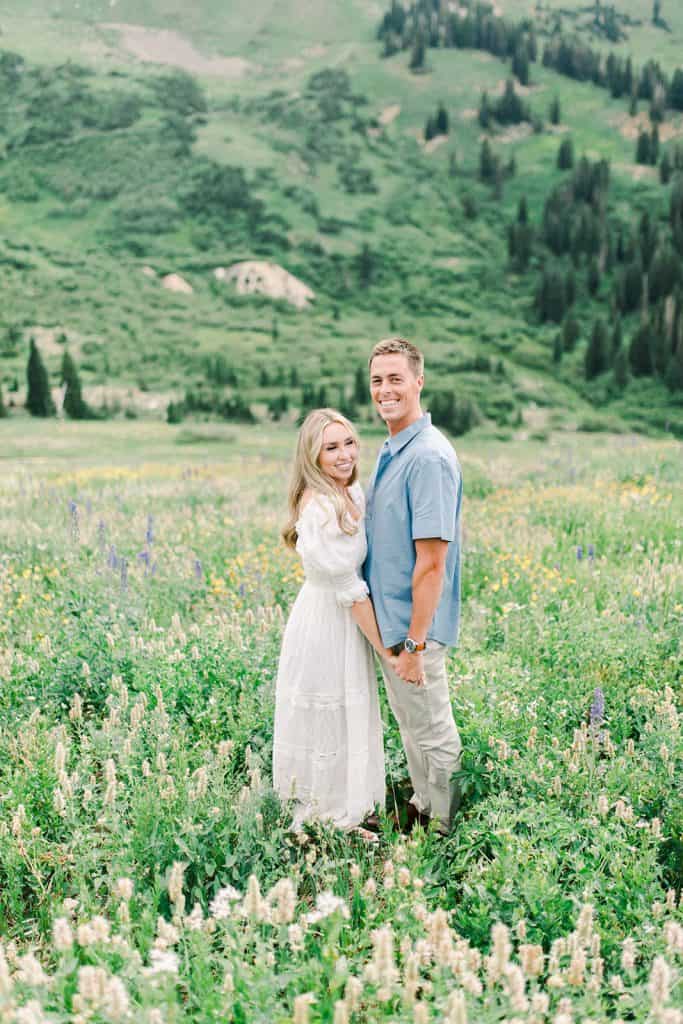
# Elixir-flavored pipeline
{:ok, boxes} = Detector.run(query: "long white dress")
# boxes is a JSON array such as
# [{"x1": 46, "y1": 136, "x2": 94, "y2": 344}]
[{"x1": 273, "y1": 482, "x2": 385, "y2": 830}]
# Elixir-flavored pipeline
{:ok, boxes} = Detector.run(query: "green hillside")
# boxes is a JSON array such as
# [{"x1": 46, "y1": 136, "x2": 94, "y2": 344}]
[{"x1": 1, "y1": 0, "x2": 683, "y2": 436}]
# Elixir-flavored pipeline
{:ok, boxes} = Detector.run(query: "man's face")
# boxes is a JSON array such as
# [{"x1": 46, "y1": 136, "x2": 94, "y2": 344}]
[{"x1": 370, "y1": 353, "x2": 424, "y2": 435}]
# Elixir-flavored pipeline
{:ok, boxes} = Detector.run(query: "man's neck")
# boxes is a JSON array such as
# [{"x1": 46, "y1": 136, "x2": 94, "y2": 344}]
[{"x1": 387, "y1": 408, "x2": 424, "y2": 438}]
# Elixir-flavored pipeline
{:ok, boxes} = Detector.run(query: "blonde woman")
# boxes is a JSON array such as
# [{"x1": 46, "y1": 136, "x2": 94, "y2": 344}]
[{"x1": 273, "y1": 408, "x2": 389, "y2": 837}]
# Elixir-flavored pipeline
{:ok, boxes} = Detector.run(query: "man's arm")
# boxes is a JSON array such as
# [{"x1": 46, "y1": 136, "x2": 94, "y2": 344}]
[{"x1": 395, "y1": 538, "x2": 448, "y2": 685}]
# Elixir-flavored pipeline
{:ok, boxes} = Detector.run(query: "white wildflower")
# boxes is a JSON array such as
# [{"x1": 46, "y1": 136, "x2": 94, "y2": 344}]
[
  {"x1": 104, "y1": 976, "x2": 129, "y2": 1021},
  {"x1": 52, "y1": 917, "x2": 73, "y2": 952},
  {"x1": 304, "y1": 891, "x2": 349, "y2": 925},
  {"x1": 115, "y1": 878, "x2": 134, "y2": 902},
  {"x1": 210, "y1": 885, "x2": 241, "y2": 921}
]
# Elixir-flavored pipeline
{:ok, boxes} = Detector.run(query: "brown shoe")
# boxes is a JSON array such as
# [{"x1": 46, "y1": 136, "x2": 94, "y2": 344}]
[{"x1": 405, "y1": 803, "x2": 431, "y2": 833}]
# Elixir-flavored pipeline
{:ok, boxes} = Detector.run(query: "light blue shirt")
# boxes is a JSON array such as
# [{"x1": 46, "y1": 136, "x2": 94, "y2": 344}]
[{"x1": 364, "y1": 413, "x2": 463, "y2": 648}]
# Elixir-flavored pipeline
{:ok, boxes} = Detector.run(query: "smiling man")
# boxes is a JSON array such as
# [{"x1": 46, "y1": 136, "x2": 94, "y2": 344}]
[{"x1": 364, "y1": 336, "x2": 463, "y2": 835}]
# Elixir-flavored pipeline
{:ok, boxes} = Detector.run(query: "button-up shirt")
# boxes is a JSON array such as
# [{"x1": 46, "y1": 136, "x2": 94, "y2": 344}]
[{"x1": 364, "y1": 412, "x2": 463, "y2": 648}]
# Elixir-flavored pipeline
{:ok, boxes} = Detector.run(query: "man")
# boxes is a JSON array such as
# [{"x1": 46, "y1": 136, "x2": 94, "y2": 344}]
[{"x1": 364, "y1": 337, "x2": 463, "y2": 834}]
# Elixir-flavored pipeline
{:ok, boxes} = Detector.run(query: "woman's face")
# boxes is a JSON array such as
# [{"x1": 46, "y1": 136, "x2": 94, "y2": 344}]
[{"x1": 318, "y1": 421, "x2": 358, "y2": 487}]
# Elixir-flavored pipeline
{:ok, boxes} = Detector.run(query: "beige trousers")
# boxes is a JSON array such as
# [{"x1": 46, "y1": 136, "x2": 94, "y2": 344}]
[{"x1": 381, "y1": 641, "x2": 462, "y2": 832}]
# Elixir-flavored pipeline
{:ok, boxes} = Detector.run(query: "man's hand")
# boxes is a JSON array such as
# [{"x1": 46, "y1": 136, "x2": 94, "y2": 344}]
[{"x1": 394, "y1": 649, "x2": 425, "y2": 687}]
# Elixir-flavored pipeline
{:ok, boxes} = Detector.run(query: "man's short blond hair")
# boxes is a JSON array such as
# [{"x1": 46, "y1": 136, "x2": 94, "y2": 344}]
[{"x1": 369, "y1": 337, "x2": 424, "y2": 378}]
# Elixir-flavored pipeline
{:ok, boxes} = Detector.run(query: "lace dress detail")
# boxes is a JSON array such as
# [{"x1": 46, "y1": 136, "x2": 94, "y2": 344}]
[{"x1": 272, "y1": 482, "x2": 385, "y2": 830}]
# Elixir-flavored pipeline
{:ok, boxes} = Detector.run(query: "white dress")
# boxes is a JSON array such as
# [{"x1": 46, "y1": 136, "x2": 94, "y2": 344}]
[{"x1": 273, "y1": 482, "x2": 385, "y2": 830}]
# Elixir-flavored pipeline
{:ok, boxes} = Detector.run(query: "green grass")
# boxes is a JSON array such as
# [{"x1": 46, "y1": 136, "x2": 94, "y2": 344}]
[{"x1": 0, "y1": 421, "x2": 680, "y2": 1019}]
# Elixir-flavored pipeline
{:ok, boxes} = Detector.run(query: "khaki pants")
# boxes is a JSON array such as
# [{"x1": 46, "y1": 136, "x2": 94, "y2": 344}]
[{"x1": 381, "y1": 641, "x2": 462, "y2": 832}]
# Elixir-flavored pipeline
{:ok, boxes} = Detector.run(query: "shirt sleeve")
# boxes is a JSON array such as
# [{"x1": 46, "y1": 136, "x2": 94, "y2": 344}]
[
  {"x1": 407, "y1": 454, "x2": 460, "y2": 542},
  {"x1": 296, "y1": 496, "x2": 370, "y2": 607}
]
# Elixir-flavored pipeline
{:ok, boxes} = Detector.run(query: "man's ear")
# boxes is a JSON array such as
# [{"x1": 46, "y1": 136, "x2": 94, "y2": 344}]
[{"x1": 416, "y1": 374, "x2": 425, "y2": 392}]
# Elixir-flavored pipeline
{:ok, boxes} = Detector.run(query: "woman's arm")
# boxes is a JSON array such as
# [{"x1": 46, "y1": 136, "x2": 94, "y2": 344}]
[{"x1": 351, "y1": 597, "x2": 393, "y2": 660}]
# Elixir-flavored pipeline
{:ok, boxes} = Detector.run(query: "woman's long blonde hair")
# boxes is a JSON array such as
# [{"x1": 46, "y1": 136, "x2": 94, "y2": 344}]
[{"x1": 282, "y1": 408, "x2": 360, "y2": 550}]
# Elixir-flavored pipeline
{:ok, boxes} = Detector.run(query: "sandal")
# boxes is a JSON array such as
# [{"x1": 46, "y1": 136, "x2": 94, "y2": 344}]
[{"x1": 352, "y1": 825, "x2": 380, "y2": 843}]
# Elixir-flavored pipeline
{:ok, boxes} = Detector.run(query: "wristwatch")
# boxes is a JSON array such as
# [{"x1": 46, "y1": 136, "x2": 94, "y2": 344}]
[{"x1": 403, "y1": 637, "x2": 426, "y2": 654}]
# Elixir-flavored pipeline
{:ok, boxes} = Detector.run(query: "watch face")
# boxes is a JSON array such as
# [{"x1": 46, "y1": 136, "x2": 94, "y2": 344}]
[{"x1": 404, "y1": 638, "x2": 416, "y2": 653}]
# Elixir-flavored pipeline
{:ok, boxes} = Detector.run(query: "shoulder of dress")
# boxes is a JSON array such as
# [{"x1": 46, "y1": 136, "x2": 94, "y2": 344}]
[{"x1": 297, "y1": 490, "x2": 334, "y2": 524}]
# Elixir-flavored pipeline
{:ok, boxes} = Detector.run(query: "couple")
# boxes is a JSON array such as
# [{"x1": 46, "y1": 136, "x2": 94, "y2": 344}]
[{"x1": 272, "y1": 337, "x2": 463, "y2": 838}]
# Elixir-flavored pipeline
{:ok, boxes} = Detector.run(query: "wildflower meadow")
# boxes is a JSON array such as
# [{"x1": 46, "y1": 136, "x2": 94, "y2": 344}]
[{"x1": 0, "y1": 421, "x2": 681, "y2": 1024}]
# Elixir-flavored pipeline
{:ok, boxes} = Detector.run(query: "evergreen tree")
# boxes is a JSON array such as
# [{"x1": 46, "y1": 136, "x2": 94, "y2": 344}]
[
  {"x1": 512, "y1": 46, "x2": 530, "y2": 86},
  {"x1": 290, "y1": 366, "x2": 300, "y2": 387},
  {"x1": 435, "y1": 103, "x2": 449, "y2": 135},
  {"x1": 26, "y1": 338, "x2": 55, "y2": 417},
  {"x1": 653, "y1": 0, "x2": 662, "y2": 25},
  {"x1": 549, "y1": 96, "x2": 561, "y2": 125},
  {"x1": 478, "y1": 91, "x2": 492, "y2": 129},
  {"x1": 409, "y1": 32, "x2": 426, "y2": 71},
  {"x1": 61, "y1": 351, "x2": 91, "y2": 420},
  {"x1": 0, "y1": 382, "x2": 6, "y2": 419},
  {"x1": 629, "y1": 322, "x2": 653, "y2": 375},
  {"x1": 479, "y1": 139, "x2": 496, "y2": 182},
  {"x1": 495, "y1": 80, "x2": 527, "y2": 125},
  {"x1": 536, "y1": 267, "x2": 566, "y2": 323},
  {"x1": 629, "y1": 94, "x2": 638, "y2": 117},
  {"x1": 353, "y1": 364, "x2": 367, "y2": 406},
  {"x1": 660, "y1": 150, "x2": 672, "y2": 184},
  {"x1": 585, "y1": 319, "x2": 609, "y2": 379},
  {"x1": 587, "y1": 258, "x2": 601, "y2": 296},
  {"x1": 611, "y1": 317, "x2": 623, "y2": 357},
  {"x1": 518, "y1": 195, "x2": 529, "y2": 224},
  {"x1": 424, "y1": 116, "x2": 436, "y2": 141},
  {"x1": 562, "y1": 315, "x2": 580, "y2": 352},
  {"x1": 650, "y1": 126, "x2": 660, "y2": 165},
  {"x1": 669, "y1": 68, "x2": 683, "y2": 111},
  {"x1": 553, "y1": 332, "x2": 563, "y2": 364},
  {"x1": 557, "y1": 137, "x2": 574, "y2": 170},
  {"x1": 613, "y1": 345, "x2": 630, "y2": 390},
  {"x1": 665, "y1": 333, "x2": 683, "y2": 390},
  {"x1": 357, "y1": 243, "x2": 376, "y2": 288},
  {"x1": 636, "y1": 130, "x2": 651, "y2": 165}
]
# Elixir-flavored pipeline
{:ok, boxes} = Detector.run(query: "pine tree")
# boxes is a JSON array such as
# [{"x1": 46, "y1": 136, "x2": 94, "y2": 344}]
[
  {"x1": 424, "y1": 116, "x2": 436, "y2": 141},
  {"x1": 26, "y1": 338, "x2": 56, "y2": 417},
  {"x1": 650, "y1": 126, "x2": 660, "y2": 165},
  {"x1": 478, "y1": 91, "x2": 492, "y2": 129},
  {"x1": 353, "y1": 364, "x2": 367, "y2": 406},
  {"x1": 512, "y1": 46, "x2": 530, "y2": 86},
  {"x1": 660, "y1": 150, "x2": 672, "y2": 184},
  {"x1": 587, "y1": 258, "x2": 601, "y2": 296},
  {"x1": 653, "y1": 0, "x2": 662, "y2": 25},
  {"x1": 435, "y1": 103, "x2": 449, "y2": 135},
  {"x1": 611, "y1": 317, "x2": 623, "y2": 357},
  {"x1": 479, "y1": 139, "x2": 496, "y2": 182},
  {"x1": 61, "y1": 351, "x2": 90, "y2": 420},
  {"x1": 357, "y1": 243, "x2": 375, "y2": 288},
  {"x1": 0, "y1": 381, "x2": 7, "y2": 419},
  {"x1": 665, "y1": 333, "x2": 683, "y2": 389},
  {"x1": 549, "y1": 96, "x2": 561, "y2": 125},
  {"x1": 585, "y1": 319, "x2": 609, "y2": 379},
  {"x1": 553, "y1": 332, "x2": 563, "y2": 364},
  {"x1": 557, "y1": 137, "x2": 574, "y2": 170},
  {"x1": 629, "y1": 322, "x2": 653, "y2": 375},
  {"x1": 518, "y1": 196, "x2": 529, "y2": 224},
  {"x1": 409, "y1": 32, "x2": 426, "y2": 71},
  {"x1": 613, "y1": 346, "x2": 630, "y2": 390},
  {"x1": 636, "y1": 130, "x2": 651, "y2": 165},
  {"x1": 562, "y1": 315, "x2": 580, "y2": 352}
]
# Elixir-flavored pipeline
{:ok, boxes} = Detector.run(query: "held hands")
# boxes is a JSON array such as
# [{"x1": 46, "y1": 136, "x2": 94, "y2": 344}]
[{"x1": 385, "y1": 648, "x2": 425, "y2": 687}]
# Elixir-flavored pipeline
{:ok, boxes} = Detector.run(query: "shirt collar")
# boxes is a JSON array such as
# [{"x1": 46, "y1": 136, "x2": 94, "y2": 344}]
[{"x1": 385, "y1": 412, "x2": 432, "y2": 457}]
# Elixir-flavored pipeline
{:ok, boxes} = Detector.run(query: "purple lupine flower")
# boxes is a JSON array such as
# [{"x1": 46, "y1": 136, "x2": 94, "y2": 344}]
[
  {"x1": 576, "y1": 546, "x2": 583, "y2": 561},
  {"x1": 108, "y1": 545, "x2": 119, "y2": 570},
  {"x1": 68, "y1": 499, "x2": 77, "y2": 515},
  {"x1": 588, "y1": 544, "x2": 595, "y2": 561},
  {"x1": 590, "y1": 687, "x2": 605, "y2": 728},
  {"x1": 151, "y1": 561, "x2": 158, "y2": 577},
  {"x1": 194, "y1": 558, "x2": 203, "y2": 581},
  {"x1": 138, "y1": 549, "x2": 151, "y2": 575},
  {"x1": 120, "y1": 558, "x2": 128, "y2": 592},
  {"x1": 146, "y1": 514, "x2": 154, "y2": 545},
  {"x1": 97, "y1": 520, "x2": 106, "y2": 549},
  {"x1": 86, "y1": 499, "x2": 92, "y2": 515}
]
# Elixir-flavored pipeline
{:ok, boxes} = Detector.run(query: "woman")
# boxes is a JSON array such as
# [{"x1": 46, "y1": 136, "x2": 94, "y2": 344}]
[{"x1": 273, "y1": 408, "x2": 389, "y2": 837}]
